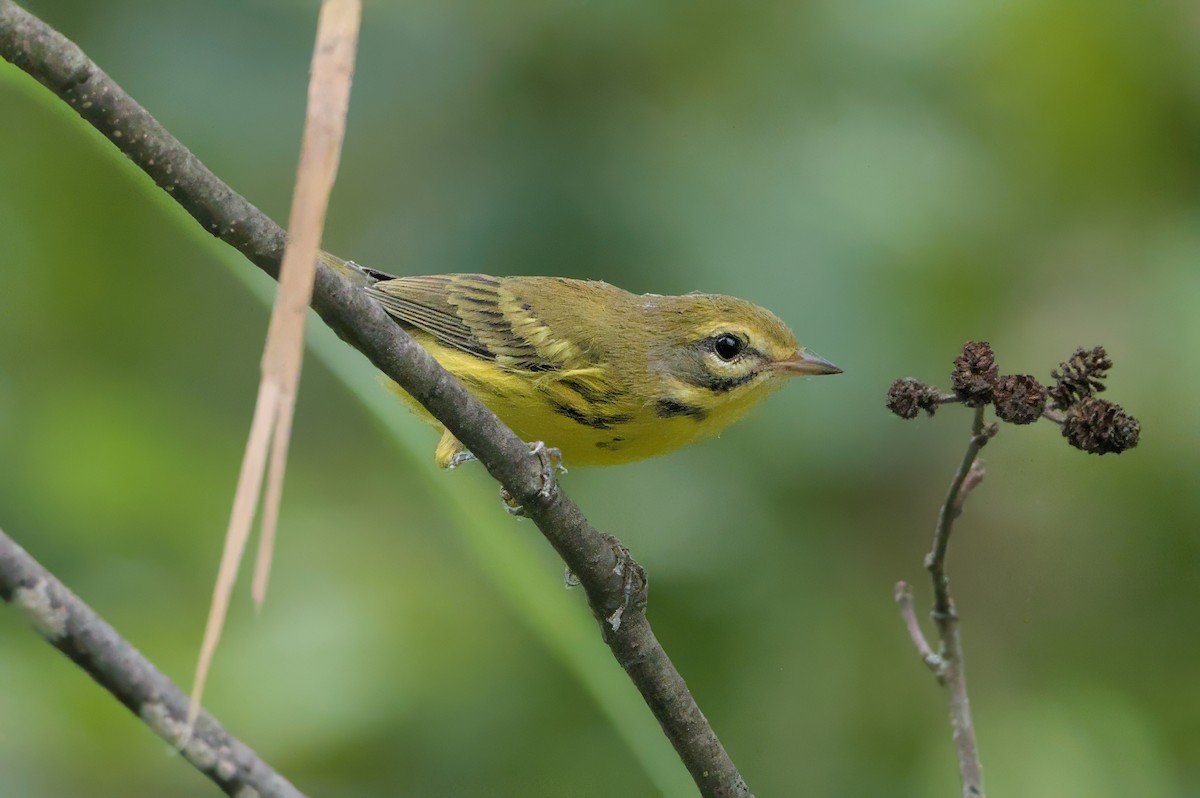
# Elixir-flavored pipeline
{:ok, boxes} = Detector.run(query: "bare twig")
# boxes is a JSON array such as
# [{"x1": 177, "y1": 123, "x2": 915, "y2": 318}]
[
  {"x1": 1041, "y1": 408, "x2": 1066, "y2": 425},
  {"x1": 926, "y1": 407, "x2": 992, "y2": 617},
  {"x1": 894, "y1": 581, "x2": 941, "y2": 674},
  {"x1": 898, "y1": 405, "x2": 992, "y2": 798},
  {"x1": 0, "y1": 527, "x2": 308, "y2": 798},
  {"x1": 0, "y1": 3, "x2": 750, "y2": 794},
  {"x1": 892, "y1": 339, "x2": 1140, "y2": 797}
]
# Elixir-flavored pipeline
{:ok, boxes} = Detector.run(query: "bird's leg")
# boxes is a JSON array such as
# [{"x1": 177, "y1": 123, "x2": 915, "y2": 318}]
[
  {"x1": 439, "y1": 426, "x2": 566, "y2": 514},
  {"x1": 437, "y1": 429, "x2": 469, "y2": 469},
  {"x1": 446, "y1": 450, "x2": 477, "y2": 469},
  {"x1": 446, "y1": 438, "x2": 566, "y2": 477}
]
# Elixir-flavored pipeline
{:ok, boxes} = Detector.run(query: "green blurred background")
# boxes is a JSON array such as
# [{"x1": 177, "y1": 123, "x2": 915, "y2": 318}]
[{"x1": 2, "y1": 1, "x2": 1198, "y2": 795}]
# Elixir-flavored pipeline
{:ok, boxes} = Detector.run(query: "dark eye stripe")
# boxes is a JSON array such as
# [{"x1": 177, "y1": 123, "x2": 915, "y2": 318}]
[
  {"x1": 678, "y1": 360, "x2": 761, "y2": 393},
  {"x1": 702, "y1": 371, "x2": 758, "y2": 394}
]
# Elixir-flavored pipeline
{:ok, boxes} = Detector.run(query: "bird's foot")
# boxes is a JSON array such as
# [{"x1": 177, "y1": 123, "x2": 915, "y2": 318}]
[
  {"x1": 449, "y1": 441, "x2": 565, "y2": 477},
  {"x1": 498, "y1": 441, "x2": 567, "y2": 516},
  {"x1": 528, "y1": 441, "x2": 567, "y2": 483},
  {"x1": 446, "y1": 450, "x2": 477, "y2": 469}
]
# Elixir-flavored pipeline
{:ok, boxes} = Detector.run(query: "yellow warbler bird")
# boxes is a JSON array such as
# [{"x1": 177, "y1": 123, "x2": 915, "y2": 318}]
[{"x1": 322, "y1": 253, "x2": 840, "y2": 467}]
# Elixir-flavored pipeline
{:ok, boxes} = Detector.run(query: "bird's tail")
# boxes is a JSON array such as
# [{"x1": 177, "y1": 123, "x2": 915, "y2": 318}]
[{"x1": 318, "y1": 250, "x2": 398, "y2": 287}]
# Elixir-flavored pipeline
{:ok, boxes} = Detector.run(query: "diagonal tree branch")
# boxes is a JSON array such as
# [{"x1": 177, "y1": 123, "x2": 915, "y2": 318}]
[
  {"x1": 0, "y1": 2, "x2": 750, "y2": 795},
  {"x1": 0, "y1": 527, "x2": 309, "y2": 798}
]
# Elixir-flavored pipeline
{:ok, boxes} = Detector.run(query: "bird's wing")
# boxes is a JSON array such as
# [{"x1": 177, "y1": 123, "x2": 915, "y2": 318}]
[
  {"x1": 367, "y1": 274, "x2": 589, "y2": 373},
  {"x1": 367, "y1": 275, "x2": 492, "y2": 358}
]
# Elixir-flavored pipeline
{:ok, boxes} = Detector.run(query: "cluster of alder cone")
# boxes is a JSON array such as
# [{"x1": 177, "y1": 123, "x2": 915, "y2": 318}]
[{"x1": 886, "y1": 341, "x2": 1140, "y2": 455}]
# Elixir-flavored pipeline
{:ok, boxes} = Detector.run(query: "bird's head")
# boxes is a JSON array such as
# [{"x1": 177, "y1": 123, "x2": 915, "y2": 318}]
[{"x1": 645, "y1": 292, "x2": 840, "y2": 421}]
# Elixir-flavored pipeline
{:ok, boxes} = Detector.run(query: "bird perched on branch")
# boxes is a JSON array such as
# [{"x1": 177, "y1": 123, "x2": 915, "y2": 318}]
[{"x1": 321, "y1": 252, "x2": 840, "y2": 467}]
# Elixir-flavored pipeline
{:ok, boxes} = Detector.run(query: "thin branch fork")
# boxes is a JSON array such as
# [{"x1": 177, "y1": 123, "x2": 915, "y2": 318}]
[
  {"x1": 0, "y1": 2, "x2": 750, "y2": 795},
  {"x1": 898, "y1": 405, "x2": 993, "y2": 798},
  {"x1": 890, "y1": 341, "x2": 1140, "y2": 797}
]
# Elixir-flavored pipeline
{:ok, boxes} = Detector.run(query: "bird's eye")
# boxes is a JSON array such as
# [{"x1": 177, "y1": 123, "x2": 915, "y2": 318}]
[{"x1": 712, "y1": 333, "x2": 744, "y2": 361}]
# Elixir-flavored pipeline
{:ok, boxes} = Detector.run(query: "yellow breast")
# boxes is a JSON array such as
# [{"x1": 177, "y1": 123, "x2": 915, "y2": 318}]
[{"x1": 385, "y1": 332, "x2": 776, "y2": 467}]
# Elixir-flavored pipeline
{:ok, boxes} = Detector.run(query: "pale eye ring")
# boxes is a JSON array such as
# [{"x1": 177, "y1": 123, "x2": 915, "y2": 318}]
[{"x1": 712, "y1": 333, "x2": 744, "y2": 361}]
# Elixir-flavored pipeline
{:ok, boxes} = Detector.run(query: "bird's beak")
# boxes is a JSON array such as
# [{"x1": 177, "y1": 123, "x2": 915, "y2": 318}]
[{"x1": 774, "y1": 350, "x2": 842, "y2": 376}]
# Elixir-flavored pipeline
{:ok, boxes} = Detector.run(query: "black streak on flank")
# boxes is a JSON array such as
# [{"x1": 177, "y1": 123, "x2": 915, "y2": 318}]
[
  {"x1": 595, "y1": 436, "x2": 625, "y2": 450},
  {"x1": 560, "y1": 378, "x2": 617, "y2": 405},
  {"x1": 552, "y1": 403, "x2": 632, "y2": 430},
  {"x1": 655, "y1": 399, "x2": 708, "y2": 421}
]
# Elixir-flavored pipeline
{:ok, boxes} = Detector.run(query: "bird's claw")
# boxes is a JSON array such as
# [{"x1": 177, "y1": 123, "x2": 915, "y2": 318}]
[
  {"x1": 446, "y1": 450, "x2": 477, "y2": 469},
  {"x1": 528, "y1": 441, "x2": 566, "y2": 495},
  {"x1": 497, "y1": 441, "x2": 566, "y2": 515},
  {"x1": 564, "y1": 539, "x2": 644, "y2": 633},
  {"x1": 450, "y1": 441, "x2": 563, "y2": 478},
  {"x1": 602, "y1": 535, "x2": 646, "y2": 633},
  {"x1": 499, "y1": 487, "x2": 525, "y2": 516}
]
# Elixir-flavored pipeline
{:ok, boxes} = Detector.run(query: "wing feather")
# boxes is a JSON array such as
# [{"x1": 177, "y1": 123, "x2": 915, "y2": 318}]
[
  {"x1": 367, "y1": 274, "x2": 572, "y2": 372},
  {"x1": 368, "y1": 276, "x2": 491, "y2": 357}
]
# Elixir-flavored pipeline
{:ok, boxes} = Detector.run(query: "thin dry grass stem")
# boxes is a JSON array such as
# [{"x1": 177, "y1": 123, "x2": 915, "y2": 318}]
[
  {"x1": 188, "y1": 381, "x2": 278, "y2": 736},
  {"x1": 188, "y1": 0, "x2": 361, "y2": 732}
]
